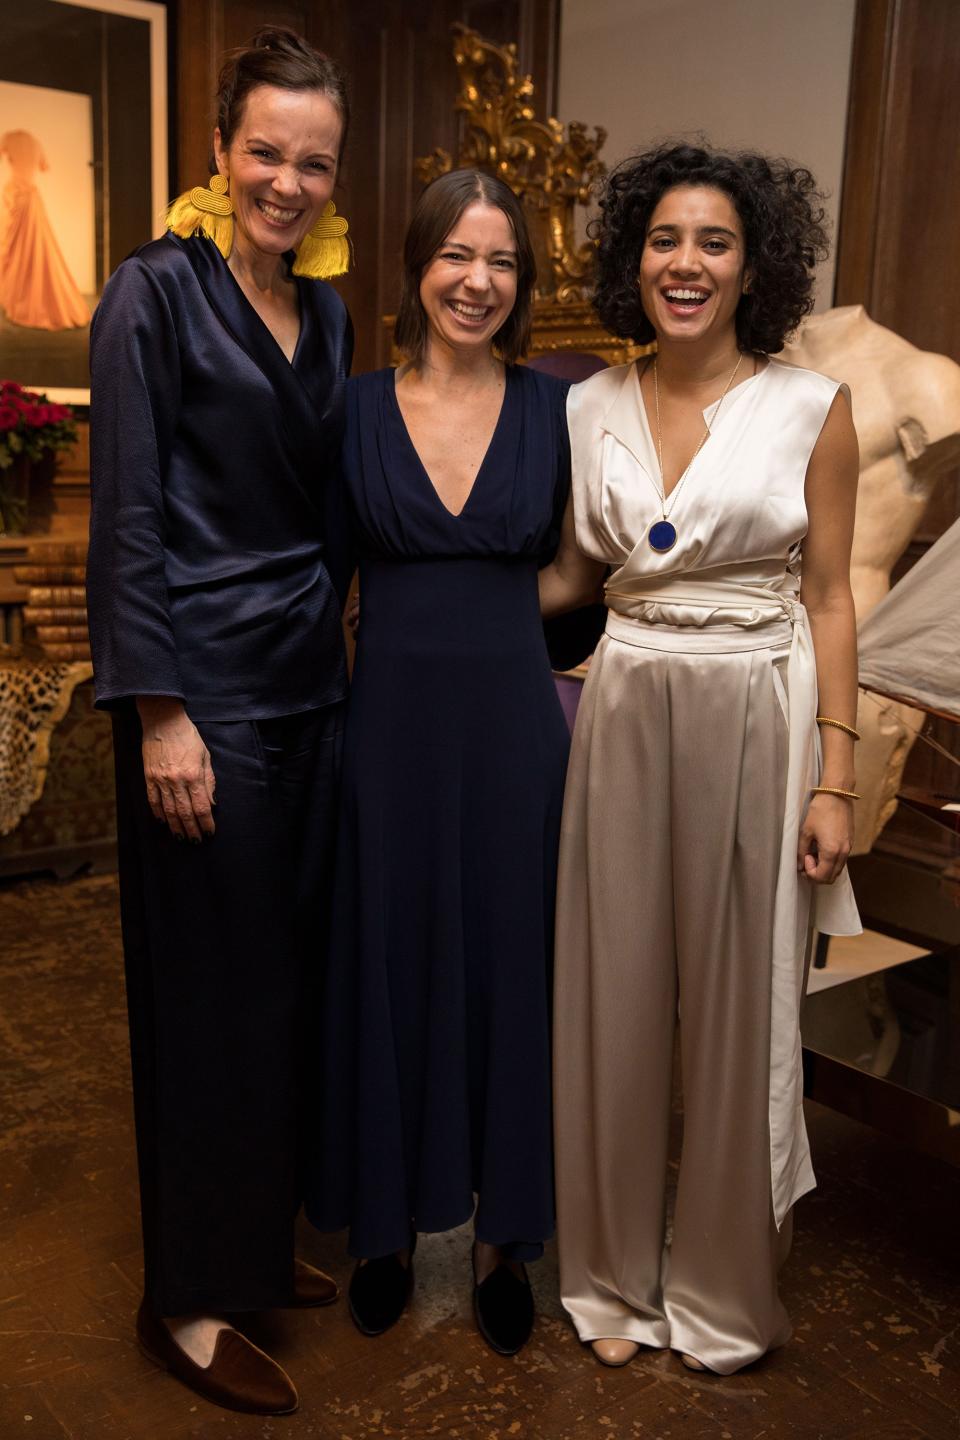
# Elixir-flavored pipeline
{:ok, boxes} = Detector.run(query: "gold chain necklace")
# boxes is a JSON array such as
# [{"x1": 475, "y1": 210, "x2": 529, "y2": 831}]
[{"x1": 647, "y1": 351, "x2": 745, "y2": 553}]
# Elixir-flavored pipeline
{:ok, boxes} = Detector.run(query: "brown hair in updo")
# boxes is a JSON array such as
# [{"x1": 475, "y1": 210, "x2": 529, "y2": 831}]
[{"x1": 214, "y1": 27, "x2": 350, "y2": 164}]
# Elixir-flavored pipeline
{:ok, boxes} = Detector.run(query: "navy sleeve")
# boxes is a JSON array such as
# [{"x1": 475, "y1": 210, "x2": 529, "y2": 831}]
[
  {"x1": 343, "y1": 307, "x2": 355, "y2": 377},
  {"x1": 535, "y1": 372, "x2": 572, "y2": 566},
  {"x1": 86, "y1": 257, "x2": 184, "y2": 710},
  {"x1": 540, "y1": 373, "x2": 606, "y2": 671},
  {"x1": 321, "y1": 365, "x2": 359, "y2": 611},
  {"x1": 551, "y1": 376, "x2": 573, "y2": 551}
]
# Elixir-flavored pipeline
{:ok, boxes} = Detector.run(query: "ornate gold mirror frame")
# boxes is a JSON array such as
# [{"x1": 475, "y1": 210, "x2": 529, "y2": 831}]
[{"x1": 399, "y1": 25, "x2": 650, "y2": 367}]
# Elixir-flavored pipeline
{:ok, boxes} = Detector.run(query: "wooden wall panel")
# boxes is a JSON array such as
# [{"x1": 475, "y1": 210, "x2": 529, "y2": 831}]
[
  {"x1": 835, "y1": 0, "x2": 960, "y2": 551},
  {"x1": 836, "y1": 0, "x2": 960, "y2": 364},
  {"x1": 175, "y1": 0, "x2": 222, "y2": 190},
  {"x1": 835, "y1": 0, "x2": 960, "y2": 875},
  {"x1": 833, "y1": 0, "x2": 892, "y2": 320},
  {"x1": 519, "y1": 0, "x2": 561, "y2": 114}
]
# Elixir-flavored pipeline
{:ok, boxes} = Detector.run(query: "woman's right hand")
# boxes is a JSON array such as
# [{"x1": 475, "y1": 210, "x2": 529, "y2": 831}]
[{"x1": 136, "y1": 696, "x2": 216, "y2": 841}]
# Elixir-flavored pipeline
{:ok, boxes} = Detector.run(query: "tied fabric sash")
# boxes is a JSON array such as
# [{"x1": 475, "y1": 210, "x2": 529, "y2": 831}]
[{"x1": 601, "y1": 570, "x2": 861, "y2": 1227}]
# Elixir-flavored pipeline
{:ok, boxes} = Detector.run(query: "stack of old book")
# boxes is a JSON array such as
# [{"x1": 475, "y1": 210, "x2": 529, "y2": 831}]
[{"x1": 16, "y1": 541, "x2": 89, "y2": 662}]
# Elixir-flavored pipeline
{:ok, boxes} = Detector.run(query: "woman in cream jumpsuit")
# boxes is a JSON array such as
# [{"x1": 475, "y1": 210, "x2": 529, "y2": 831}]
[{"x1": 541, "y1": 144, "x2": 861, "y2": 1375}]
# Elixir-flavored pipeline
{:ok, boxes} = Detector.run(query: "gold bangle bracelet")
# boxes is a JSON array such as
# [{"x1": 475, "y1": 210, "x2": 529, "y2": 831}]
[
  {"x1": 811, "y1": 785, "x2": 860, "y2": 801},
  {"x1": 816, "y1": 716, "x2": 861, "y2": 741}
]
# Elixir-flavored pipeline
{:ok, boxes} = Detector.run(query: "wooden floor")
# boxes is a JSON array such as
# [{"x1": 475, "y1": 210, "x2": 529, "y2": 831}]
[{"x1": 1, "y1": 873, "x2": 958, "y2": 1440}]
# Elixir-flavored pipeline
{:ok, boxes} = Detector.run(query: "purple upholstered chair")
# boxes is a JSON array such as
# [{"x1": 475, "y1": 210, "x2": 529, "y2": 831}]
[{"x1": 526, "y1": 351, "x2": 609, "y2": 383}]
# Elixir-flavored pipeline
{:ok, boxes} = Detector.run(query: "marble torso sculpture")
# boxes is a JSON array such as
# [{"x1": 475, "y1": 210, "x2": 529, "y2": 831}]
[{"x1": 784, "y1": 305, "x2": 960, "y2": 850}]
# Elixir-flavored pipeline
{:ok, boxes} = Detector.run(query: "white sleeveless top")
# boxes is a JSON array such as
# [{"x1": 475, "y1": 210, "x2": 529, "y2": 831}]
[
  {"x1": 569, "y1": 355, "x2": 841, "y2": 585},
  {"x1": 567, "y1": 357, "x2": 862, "y2": 1226}
]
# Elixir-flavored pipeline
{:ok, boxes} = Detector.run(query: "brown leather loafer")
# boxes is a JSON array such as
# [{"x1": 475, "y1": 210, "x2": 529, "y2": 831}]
[
  {"x1": 136, "y1": 1302, "x2": 298, "y2": 1415},
  {"x1": 292, "y1": 1257, "x2": 339, "y2": 1307}
]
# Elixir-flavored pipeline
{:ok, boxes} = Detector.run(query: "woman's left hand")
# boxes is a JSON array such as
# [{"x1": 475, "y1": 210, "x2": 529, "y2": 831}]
[{"x1": 797, "y1": 793, "x2": 854, "y2": 884}]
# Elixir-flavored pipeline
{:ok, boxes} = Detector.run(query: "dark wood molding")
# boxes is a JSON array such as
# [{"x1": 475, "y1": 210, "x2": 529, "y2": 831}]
[
  {"x1": 834, "y1": 0, "x2": 960, "y2": 879},
  {"x1": 879, "y1": 0, "x2": 960, "y2": 357},
  {"x1": 833, "y1": 0, "x2": 894, "y2": 309},
  {"x1": 835, "y1": 0, "x2": 960, "y2": 359},
  {"x1": 518, "y1": 0, "x2": 561, "y2": 116},
  {"x1": 175, "y1": 0, "x2": 221, "y2": 190}
]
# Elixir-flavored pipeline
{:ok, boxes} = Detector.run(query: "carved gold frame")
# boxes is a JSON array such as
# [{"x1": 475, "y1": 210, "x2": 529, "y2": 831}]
[{"x1": 402, "y1": 26, "x2": 650, "y2": 366}]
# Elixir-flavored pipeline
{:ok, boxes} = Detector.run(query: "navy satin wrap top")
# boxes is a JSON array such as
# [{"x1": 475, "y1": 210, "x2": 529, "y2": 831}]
[{"x1": 87, "y1": 233, "x2": 351, "y2": 720}]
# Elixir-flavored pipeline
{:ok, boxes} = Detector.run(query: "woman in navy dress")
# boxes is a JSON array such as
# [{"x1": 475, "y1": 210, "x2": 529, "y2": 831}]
[{"x1": 309, "y1": 170, "x2": 571, "y2": 1354}]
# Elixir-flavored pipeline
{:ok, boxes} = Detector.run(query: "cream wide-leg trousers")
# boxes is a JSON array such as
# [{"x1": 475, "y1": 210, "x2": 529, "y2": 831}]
[{"x1": 553, "y1": 613, "x2": 798, "y2": 1375}]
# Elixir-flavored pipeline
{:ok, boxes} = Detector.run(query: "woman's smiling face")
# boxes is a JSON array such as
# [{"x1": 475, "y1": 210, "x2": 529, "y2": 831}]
[
  {"x1": 638, "y1": 184, "x2": 748, "y2": 347},
  {"x1": 214, "y1": 84, "x2": 341, "y2": 263},
  {"x1": 418, "y1": 201, "x2": 519, "y2": 357}
]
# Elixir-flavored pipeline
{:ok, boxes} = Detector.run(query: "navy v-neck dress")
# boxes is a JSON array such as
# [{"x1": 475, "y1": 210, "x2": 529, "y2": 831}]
[{"x1": 308, "y1": 364, "x2": 571, "y2": 1260}]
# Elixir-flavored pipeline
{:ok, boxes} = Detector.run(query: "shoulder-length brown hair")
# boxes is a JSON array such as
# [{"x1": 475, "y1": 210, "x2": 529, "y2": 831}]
[{"x1": 394, "y1": 169, "x2": 536, "y2": 365}]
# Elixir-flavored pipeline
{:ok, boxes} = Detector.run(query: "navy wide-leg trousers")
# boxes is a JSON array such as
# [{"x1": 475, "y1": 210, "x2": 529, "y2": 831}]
[{"x1": 112, "y1": 704, "x2": 343, "y2": 1316}]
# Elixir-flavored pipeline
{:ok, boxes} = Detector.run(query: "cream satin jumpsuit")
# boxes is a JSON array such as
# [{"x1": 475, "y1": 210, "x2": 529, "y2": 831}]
[{"x1": 553, "y1": 358, "x2": 861, "y2": 1375}]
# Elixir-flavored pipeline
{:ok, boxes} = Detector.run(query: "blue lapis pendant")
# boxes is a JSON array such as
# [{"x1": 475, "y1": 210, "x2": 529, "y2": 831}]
[{"x1": 648, "y1": 518, "x2": 678, "y2": 553}]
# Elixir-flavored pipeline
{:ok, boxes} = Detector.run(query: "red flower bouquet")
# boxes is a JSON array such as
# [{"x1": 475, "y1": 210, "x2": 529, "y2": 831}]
[{"x1": 0, "y1": 381, "x2": 77, "y2": 533}]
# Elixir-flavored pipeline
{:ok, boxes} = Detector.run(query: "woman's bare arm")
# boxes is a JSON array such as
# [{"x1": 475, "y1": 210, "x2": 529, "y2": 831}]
[
  {"x1": 539, "y1": 493, "x2": 607, "y2": 617},
  {"x1": 798, "y1": 389, "x2": 860, "y2": 884}
]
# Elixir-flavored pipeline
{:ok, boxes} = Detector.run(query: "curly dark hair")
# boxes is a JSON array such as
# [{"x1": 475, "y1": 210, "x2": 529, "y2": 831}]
[{"x1": 592, "y1": 142, "x2": 829, "y2": 354}]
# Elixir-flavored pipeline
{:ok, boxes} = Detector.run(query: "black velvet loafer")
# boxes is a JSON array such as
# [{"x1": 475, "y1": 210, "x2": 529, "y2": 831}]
[
  {"x1": 473, "y1": 1257, "x2": 535, "y2": 1356},
  {"x1": 348, "y1": 1235, "x2": 416, "y2": 1336}
]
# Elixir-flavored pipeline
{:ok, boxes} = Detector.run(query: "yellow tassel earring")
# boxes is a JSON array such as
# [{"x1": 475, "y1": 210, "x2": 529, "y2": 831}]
[
  {"x1": 165, "y1": 173, "x2": 234, "y2": 259},
  {"x1": 292, "y1": 201, "x2": 350, "y2": 279}
]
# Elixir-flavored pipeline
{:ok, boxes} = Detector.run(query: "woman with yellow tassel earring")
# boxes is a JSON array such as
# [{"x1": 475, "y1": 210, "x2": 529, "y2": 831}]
[{"x1": 86, "y1": 27, "x2": 354, "y2": 1418}]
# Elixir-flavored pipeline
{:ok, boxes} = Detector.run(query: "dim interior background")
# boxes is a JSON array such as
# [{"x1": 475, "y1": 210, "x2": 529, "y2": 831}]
[{"x1": 0, "y1": 2, "x2": 958, "y2": 1436}]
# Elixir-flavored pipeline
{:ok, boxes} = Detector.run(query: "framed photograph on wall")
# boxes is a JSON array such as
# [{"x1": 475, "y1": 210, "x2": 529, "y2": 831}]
[{"x1": 0, "y1": 0, "x2": 168, "y2": 404}]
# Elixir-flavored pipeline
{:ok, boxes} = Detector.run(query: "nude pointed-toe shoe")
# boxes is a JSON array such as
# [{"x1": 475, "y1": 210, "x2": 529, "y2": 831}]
[{"x1": 591, "y1": 1338, "x2": 641, "y2": 1367}]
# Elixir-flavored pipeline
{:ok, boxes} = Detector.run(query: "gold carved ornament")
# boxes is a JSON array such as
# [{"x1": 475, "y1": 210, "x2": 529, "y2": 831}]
[
  {"x1": 415, "y1": 25, "x2": 606, "y2": 308},
  {"x1": 411, "y1": 27, "x2": 650, "y2": 367}
]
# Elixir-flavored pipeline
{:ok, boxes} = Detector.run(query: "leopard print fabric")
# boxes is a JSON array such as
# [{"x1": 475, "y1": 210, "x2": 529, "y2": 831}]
[{"x1": 0, "y1": 651, "x2": 94, "y2": 835}]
